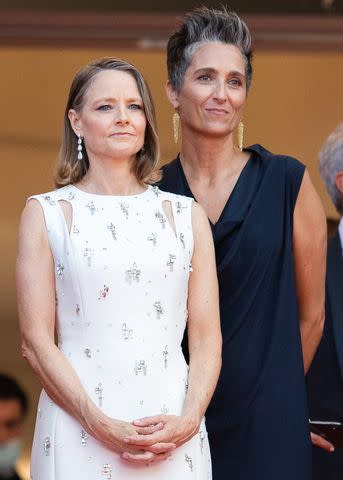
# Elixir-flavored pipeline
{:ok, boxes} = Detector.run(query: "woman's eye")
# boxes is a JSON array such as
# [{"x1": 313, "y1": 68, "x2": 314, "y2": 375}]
[
  {"x1": 97, "y1": 105, "x2": 112, "y2": 111},
  {"x1": 228, "y1": 79, "x2": 242, "y2": 87},
  {"x1": 128, "y1": 104, "x2": 142, "y2": 110},
  {"x1": 198, "y1": 75, "x2": 212, "y2": 81}
]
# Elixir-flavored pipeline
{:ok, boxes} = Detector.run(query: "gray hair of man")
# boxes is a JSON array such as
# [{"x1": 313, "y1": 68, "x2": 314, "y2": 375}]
[
  {"x1": 319, "y1": 122, "x2": 343, "y2": 215},
  {"x1": 167, "y1": 6, "x2": 253, "y2": 93}
]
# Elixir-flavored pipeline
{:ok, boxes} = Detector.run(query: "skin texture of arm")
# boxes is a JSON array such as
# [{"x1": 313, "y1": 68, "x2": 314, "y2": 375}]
[
  {"x1": 293, "y1": 170, "x2": 327, "y2": 374},
  {"x1": 16, "y1": 199, "x2": 173, "y2": 458},
  {"x1": 122, "y1": 201, "x2": 222, "y2": 463}
]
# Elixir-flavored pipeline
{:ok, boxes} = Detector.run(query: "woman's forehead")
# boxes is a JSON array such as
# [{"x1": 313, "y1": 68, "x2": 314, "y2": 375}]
[
  {"x1": 85, "y1": 70, "x2": 140, "y2": 99},
  {"x1": 188, "y1": 42, "x2": 245, "y2": 73}
]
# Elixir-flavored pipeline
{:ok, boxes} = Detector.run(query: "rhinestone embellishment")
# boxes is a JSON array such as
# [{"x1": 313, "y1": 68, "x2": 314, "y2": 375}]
[
  {"x1": 76, "y1": 304, "x2": 80, "y2": 315},
  {"x1": 161, "y1": 403, "x2": 169, "y2": 414},
  {"x1": 95, "y1": 383, "x2": 103, "y2": 407},
  {"x1": 176, "y1": 201, "x2": 186, "y2": 214},
  {"x1": 56, "y1": 261, "x2": 64, "y2": 279},
  {"x1": 155, "y1": 211, "x2": 166, "y2": 229},
  {"x1": 84, "y1": 348, "x2": 92, "y2": 358},
  {"x1": 102, "y1": 464, "x2": 112, "y2": 479},
  {"x1": 153, "y1": 301, "x2": 164, "y2": 319},
  {"x1": 120, "y1": 203, "x2": 129, "y2": 219},
  {"x1": 185, "y1": 454, "x2": 193, "y2": 472},
  {"x1": 107, "y1": 223, "x2": 116, "y2": 240},
  {"x1": 43, "y1": 195, "x2": 55, "y2": 206},
  {"x1": 152, "y1": 186, "x2": 160, "y2": 196},
  {"x1": 86, "y1": 201, "x2": 96, "y2": 216},
  {"x1": 43, "y1": 437, "x2": 51, "y2": 456},
  {"x1": 180, "y1": 233, "x2": 185, "y2": 248},
  {"x1": 163, "y1": 345, "x2": 168, "y2": 368},
  {"x1": 81, "y1": 429, "x2": 88, "y2": 446},
  {"x1": 167, "y1": 254, "x2": 176, "y2": 272},
  {"x1": 84, "y1": 246, "x2": 95, "y2": 267},
  {"x1": 134, "y1": 360, "x2": 147, "y2": 376},
  {"x1": 122, "y1": 323, "x2": 133, "y2": 340},
  {"x1": 126, "y1": 262, "x2": 141, "y2": 283},
  {"x1": 200, "y1": 430, "x2": 205, "y2": 453},
  {"x1": 98, "y1": 285, "x2": 110, "y2": 300},
  {"x1": 147, "y1": 233, "x2": 157, "y2": 246}
]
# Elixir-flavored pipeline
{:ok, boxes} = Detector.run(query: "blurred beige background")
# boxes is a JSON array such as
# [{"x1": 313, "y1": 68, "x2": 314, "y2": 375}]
[{"x1": 1, "y1": 14, "x2": 343, "y2": 478}]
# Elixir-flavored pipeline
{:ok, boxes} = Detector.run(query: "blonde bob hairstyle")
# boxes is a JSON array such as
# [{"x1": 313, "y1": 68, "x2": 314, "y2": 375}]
[{"x1": 55, "y1": 57, "x2": 160, "y2": 188}]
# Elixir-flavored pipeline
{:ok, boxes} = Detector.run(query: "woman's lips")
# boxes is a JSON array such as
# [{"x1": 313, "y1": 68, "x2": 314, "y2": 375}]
[
  {"x1": 205, "y1": 108, "x2": 229, "y2": 115},
  {"x1": 110, "y1": 132, "x2": 134, "y2": 136}
]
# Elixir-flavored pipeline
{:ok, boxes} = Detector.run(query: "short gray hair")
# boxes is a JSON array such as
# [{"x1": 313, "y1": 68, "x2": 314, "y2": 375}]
[
  {"x1": 319, "y1": 122, "x2": 343, "y2": 214},
  {"x1": 167, "y1": 7, "x2": 253, "y2": 92}
]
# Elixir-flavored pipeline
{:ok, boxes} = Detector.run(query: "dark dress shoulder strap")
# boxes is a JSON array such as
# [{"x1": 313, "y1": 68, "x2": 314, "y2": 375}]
[{"x1": 246, "y1": 144, "x2": 305, "y2": 225}]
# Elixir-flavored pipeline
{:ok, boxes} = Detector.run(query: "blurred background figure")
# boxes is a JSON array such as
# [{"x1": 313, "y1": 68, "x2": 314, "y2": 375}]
[
  {"x1": 0, "y1": 374, "x2": 28, "y2": 480},
  {"x1": 307, "y1": 122, "x2": 343, "y2": 480}
]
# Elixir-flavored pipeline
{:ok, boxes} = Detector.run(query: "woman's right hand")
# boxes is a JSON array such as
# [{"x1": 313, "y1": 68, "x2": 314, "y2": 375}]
[{"x1": 90, "y1": 415, "x2": 176, "y2": 462}]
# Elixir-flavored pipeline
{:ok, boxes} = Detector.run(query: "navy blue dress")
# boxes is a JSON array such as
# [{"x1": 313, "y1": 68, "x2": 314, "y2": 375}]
[{"x1": 159, "y1": 144, "x2": 312, "y2": 479}]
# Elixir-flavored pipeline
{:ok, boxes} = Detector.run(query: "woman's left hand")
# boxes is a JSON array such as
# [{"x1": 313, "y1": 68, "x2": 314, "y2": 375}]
[{"x1": 122, "y1": 414, "x2": 199, "y2": 460}]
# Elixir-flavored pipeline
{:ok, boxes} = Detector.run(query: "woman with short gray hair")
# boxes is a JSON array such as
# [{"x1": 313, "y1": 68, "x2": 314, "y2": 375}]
[{"x1": 124, "y1": 6, "x2": 327, "y2": 480}]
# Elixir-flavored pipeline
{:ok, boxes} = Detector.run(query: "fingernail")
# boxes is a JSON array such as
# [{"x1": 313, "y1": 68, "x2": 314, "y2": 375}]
[
  {"x1": 121, "y1": 453, "x2": 128, "y2": 459},
  {"x1": 330, "y1": 447, "x2": 335, "y2": 452}
]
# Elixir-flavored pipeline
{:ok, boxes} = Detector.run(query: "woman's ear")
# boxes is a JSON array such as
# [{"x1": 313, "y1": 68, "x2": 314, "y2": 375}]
[
  {"x1": 166, "y1": 80, "x2": 179, "y2": 109},
  {"x1": 68, "y1": 109, "x2": 83, "y2": 137}
]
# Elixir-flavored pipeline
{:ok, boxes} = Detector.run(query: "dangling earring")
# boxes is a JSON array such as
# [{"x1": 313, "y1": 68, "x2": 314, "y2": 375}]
[
  {"x1": 173, "y1": 110, "x2": 180, "y2": 144},
  {"x1": 77, "y1": 133, "x2": 83, "y2": 160},
  {"x1": 237, "y1": 120, "x2": 244, "y2": 152}
]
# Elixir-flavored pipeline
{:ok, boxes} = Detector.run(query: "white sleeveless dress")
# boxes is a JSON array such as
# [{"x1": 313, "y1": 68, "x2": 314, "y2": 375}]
[{"x1": 29, "y1": 184, "x2": 212, "y2": 480}]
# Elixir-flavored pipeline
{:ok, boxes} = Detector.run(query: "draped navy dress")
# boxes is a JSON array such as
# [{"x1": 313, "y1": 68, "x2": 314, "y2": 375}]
[{"x1": 159, "y1": 144, "x2": 312, "y2": 479}]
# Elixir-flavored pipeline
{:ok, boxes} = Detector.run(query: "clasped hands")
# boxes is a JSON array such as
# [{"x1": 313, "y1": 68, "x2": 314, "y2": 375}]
[{"x1": 121, "y1": 414, "x2": 199, "y2": 465}]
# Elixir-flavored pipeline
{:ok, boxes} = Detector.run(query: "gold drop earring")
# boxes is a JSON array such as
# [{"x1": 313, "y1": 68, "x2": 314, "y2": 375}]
[
  {"x1": 237, "y1": 120, "x2": 244, "y2": 152},
  {"x1": 173, "y1": 109, "x2": 180, "y2": 144}
]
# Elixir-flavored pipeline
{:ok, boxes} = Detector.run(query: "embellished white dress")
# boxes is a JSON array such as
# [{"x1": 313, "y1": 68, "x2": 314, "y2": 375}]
[{"x1": 29, "y1": 184, "x2": 212, "y2": 479}]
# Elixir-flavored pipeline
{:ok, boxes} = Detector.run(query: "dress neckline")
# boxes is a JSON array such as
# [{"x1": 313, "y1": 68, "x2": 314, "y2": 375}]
[
  {"x1": 69, "y1": 184, "x2": 152, "y2": 200},
  {"x1": 177, "y1": 151, "x2": 254, "y2": 227}
]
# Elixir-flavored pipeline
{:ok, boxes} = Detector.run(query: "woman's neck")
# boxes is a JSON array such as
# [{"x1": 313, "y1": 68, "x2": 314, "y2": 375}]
[
  {"x1": 179, "y1": 132, "x2": 243, "y2": 182},
  {"x1": 78, "y1": 155, "x2": 143, "y2": 196}
]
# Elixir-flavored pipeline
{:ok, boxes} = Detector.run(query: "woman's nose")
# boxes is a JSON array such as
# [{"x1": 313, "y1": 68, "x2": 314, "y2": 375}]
[
  {"x1": 213, "y1": 81, "x2": 226, "y2": 102},
  {"x1": 114, "y1": 105, "x2": 129, "y2": 124}
]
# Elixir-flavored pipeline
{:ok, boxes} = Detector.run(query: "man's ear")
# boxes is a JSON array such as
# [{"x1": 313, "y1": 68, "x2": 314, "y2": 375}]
[
  {"x1": 68, "y1": 109, "x2": 83, "y2": 137},
  {"x1": 335, "y1": 171, "x2": 343, "y2": 196},
  {"x1": 166, "y1": 80, "x2": 179, "y2": 109}
]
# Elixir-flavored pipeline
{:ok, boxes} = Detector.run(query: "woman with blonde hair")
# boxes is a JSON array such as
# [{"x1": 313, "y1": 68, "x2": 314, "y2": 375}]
[{"x1": 16, "y1": 57, "x2": 221, "y2": 479}]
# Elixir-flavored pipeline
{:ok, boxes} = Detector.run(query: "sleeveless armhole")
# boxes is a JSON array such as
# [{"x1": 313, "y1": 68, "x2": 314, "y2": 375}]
[
  {"x1": 26, "y1": 194, "x2": 63, "y2": 249},
  {"x1": 285, "y1": 156, "x2": 306, "y2": 213},
  {"x1": 284, "y1": 156, "x2": 306, "y2": 239}
]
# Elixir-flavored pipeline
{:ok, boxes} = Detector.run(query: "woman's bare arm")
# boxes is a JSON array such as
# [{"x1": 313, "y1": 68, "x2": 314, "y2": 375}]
[
  {"x1": 293, "y1": 170, "x2": 326, "y2": 373},
  {"x1": 181, "y1": 201, "x2": 222, "y2": 424}
]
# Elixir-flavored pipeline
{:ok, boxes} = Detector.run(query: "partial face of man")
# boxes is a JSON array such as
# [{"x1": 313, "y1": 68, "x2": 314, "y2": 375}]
[{"x1": 0, "y1": 399, "x2": 23, "y2": 444}]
